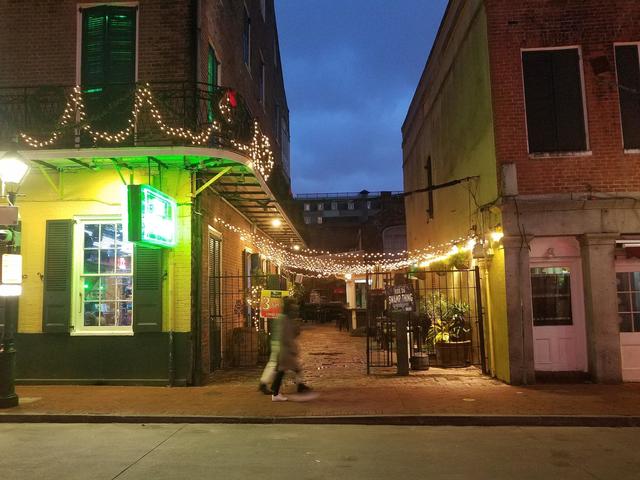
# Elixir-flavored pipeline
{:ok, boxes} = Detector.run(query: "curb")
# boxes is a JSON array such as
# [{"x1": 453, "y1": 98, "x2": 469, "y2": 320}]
[{"x1": 1, "y1": 414, "x2": 640, "y2": 427}]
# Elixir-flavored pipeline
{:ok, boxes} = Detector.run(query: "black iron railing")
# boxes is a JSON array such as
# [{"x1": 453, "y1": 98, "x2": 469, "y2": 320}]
[{"x1": 0, "y1": 82, "x2": 257, "y2": 152}]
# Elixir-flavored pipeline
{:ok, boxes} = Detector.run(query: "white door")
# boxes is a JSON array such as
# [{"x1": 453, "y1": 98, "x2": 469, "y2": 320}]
[
  {"x1": 530, "y1": 261, "x2": 588, "y2": 372},
  {"x1": 615, "y1": 262, "x2": 640, "y2": 382}
]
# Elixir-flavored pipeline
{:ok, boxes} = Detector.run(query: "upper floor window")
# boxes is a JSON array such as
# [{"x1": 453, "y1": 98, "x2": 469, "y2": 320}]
[
  {"x1": 260, "y1": 0, "x2": 266, "y2": 20},
  {"x1": 207, "y1": 46, "x2": 219, "y2": 123},
  {"x1": 615, "y1": 44, "x2": 640, "y2": 150},
  {"x1": 81, "y1": 6, "x2": 137, "y2": 87},
  {"x1": 243, "y1": 7, "x2": 251, "y2": 68},
  {"x1": 522, "y1": 48, "x2": 588, "y2": 154},
  {"x1": 303, "y1": 203, "x2": 310, "y2": 211},
  {"x1": 259, "y1": 55, "x2": 265, "y2": 104}
]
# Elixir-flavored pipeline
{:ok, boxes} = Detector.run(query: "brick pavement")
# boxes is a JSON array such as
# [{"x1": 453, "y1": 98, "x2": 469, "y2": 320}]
[{"x1": 3, "y1": 323, "x2": 640, "y2": 419}]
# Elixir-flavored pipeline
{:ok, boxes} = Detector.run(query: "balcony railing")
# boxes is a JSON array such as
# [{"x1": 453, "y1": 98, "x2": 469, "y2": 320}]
[{"x1": 0, "y1": 82, "x2": 274, "y2": 176}]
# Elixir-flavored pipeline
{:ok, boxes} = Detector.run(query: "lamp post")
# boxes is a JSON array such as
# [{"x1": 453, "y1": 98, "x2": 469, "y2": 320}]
[{"x1": 0, "y1": 144, "x2": 29, "y2": 409}]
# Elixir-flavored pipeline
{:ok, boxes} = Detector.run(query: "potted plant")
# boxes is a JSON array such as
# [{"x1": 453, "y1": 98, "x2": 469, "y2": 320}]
[
  {"x1": 448, "y1": 250, "x2": 471, "y2": 270},
  {"x1": 424, "y1": 293, "x2": 471, "y2": 367}
]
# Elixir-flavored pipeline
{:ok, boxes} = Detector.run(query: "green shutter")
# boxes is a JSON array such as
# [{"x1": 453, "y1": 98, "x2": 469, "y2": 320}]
[
  {"x1": 81, "y1": 6, "x2": 136, "y2": 87},
  {"x1": 133, "y1": 245, "x2": 163, "y2": 333},
  {"x1": 82, "y1": 6, "x2": 108, "y2": 88},
  {"x1": 207, "y1": 47, "x2": 218, "y2": 123},
  {"x1": 42, "y1": 220, "x2": 74, "y2": 333},
  {"x1": 107, "y1": 8, "x2": 137, "y2": 85}
]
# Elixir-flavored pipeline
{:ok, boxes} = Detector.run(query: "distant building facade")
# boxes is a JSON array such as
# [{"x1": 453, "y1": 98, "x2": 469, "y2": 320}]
[
  {"x1": 296, "y1": 191, "x2": 406, "y2": 253},
  {"x1": 403, "y1": 0, "x2": 640, "y2": 384}
]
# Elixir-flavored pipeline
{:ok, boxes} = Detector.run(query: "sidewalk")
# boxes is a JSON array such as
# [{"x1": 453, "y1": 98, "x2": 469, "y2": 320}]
[{"x1": 2, "y1": 324, "x2": 640, "y2": 424}]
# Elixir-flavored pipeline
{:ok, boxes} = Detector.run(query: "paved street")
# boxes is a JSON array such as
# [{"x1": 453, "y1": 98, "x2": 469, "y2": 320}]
[{"x1": 1, "y1": 423, "x2": 639, "y2": 479}]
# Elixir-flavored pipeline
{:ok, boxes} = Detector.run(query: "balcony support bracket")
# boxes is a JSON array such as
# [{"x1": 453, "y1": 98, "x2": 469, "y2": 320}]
[
  {"x1": 192, "y1": 166, "x2": 232, "y2": 197},
  {"x1": 35, "y1": 164, "x2": 63, "y2": 199}
]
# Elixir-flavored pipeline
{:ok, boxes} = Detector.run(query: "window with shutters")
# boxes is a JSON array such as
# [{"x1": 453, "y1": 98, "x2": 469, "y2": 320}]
[
  {"x1": 80, "y1": 5, "x2": 137, "y2": 134},
  {"x1": 207, "y1": 46, "x2": 219, "y2": 123},
  {"x1": 615, "y1": 44, "x2": 640, "y2": 151},
  {"x1": 208, "y1": 233, "x2": 222, "y2": 320},
  {"x1": 73, "y1": 219, "x2": 134, "y2": 334},
  {"x1": 243, "y1": 7, "x2": 251, "y2": 68},
  {"x1": 522, "y1": 48, "x2": 588, "y2": 154}
]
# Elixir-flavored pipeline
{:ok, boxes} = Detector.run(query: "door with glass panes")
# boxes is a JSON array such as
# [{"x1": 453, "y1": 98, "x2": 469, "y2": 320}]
[
  {"x1": 616, "y1": 261, "x2": 640, "y2": 381},
  {"x1": 530, "y1": 259, "x2": 588, "y2": 372}
]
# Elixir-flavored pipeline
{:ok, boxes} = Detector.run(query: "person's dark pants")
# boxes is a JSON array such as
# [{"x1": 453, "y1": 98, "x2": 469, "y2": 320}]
[{"x1": 271, "y1": 370, "x2": 285, "y2": 395}]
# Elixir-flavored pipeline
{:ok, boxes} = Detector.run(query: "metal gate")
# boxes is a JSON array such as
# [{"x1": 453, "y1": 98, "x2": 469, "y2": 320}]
[
  {"x1": 366, "y1": 267, "x2": 486, "y2": 374},
  {"x1": 207, "y1": 272, "x2": 287, "y2": 373}
]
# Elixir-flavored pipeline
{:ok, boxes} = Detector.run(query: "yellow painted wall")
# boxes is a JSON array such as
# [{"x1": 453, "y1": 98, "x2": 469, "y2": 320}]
[
  {"x1": 483, "y1": 247, "x2": 510, "y2": 382},
  {"x1": 17, "y1": 167, "x2": 192, "y2": 334}
]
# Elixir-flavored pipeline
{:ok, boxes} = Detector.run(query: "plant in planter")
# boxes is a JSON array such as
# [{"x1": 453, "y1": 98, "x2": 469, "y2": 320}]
[
  {"x1": 448, "y1": 249, "x2": 471, "y2": 270},
  {"x1": 427, "y1": 259, "x2": 448, "y2": 276},
  {"x1": 424, "y1": 293, "x2": 471, "y2": 367}
]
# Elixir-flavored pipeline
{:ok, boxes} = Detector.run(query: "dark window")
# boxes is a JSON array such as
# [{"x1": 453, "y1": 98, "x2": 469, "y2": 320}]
[
  {"x1": 522, "y1": 49, "x2": 587, "y2": 153},
  {"x1": 259, "y1": 57, "x2": 265, "y2": 104},
  {"x1": 207, "y1": 46, "x2": 218, "y2": 123},
  {"x1": 81, "y1": 5, "x2": 136, "y2": 134},
  {"x1": 616, "y1": 272, "x2": 640, "y2": 332},
  {"x1": 426, "y1": 156, "x2": 434, "y2": 219},
  {"x1": 531, "y1": 267, "x2": 573, "y2": 326},
  {"x1": 615, "y1": 45, "x2": 640, "y2": 150},
  {"x1": 243, "y1": 8, "x2": 251, "y2": 67}
]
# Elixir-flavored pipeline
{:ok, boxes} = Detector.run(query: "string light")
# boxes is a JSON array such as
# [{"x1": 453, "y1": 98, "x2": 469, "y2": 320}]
[
  {"x1": 213, "y1": 216, "x2": 476, "y2": 276},
  {"x1": 18, "y1": 84, "x2": 275, "y2": 180}
]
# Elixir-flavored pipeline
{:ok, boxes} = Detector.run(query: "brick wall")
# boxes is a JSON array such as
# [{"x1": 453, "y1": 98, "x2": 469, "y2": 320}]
[
  {"x1": 0, "y1": 0, "x2": 193, "y2": 86},
  {"x1": 486, "y1": 0, "x2": 640, "y2": 195}
]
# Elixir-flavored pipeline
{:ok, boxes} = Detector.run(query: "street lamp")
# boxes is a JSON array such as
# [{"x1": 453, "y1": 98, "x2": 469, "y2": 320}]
[{"x1": 0, "y1": 144, "x2": 29, "y2": 409}]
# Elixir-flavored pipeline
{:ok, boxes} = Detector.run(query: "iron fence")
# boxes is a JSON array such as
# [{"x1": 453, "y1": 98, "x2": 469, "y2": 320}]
[
  {"x1": 0, "y1": 82, "x2": 254, "y2": 151},
  {"x1": 366, "y1": 267, "x2": 486, "y2": 373}
]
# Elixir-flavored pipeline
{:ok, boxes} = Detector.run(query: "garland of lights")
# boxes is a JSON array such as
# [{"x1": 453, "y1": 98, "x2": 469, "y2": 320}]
[
  {"x1": 18, "y1": 84, "x2": 275, "y2": 180},
  {"x1": 213, "y1": 216, "x2": 479, "y2": 276}
]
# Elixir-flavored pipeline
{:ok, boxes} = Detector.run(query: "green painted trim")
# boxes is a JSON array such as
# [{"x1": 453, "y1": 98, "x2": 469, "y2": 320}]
[{"x1": 15, "y1": 332, "x2": 191, "y2": 386}]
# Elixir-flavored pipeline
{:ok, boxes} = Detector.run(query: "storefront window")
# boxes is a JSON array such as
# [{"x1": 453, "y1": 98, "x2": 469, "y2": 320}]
[
  {"x1": 75, "y1": 220, "x2": 133, "y2": 333},
  {"x1": 531, "y1": 267, "x2": 572, "y2": 326},
  {"x1": 616, "y1": 272, "x2": 640, "y2": 333}
]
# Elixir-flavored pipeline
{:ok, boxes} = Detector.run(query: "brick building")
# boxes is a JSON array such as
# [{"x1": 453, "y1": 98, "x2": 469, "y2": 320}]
[
  {"x1": 296, "y1": 190, "x2": 406, "y2": 253},
  {"x1": 403, "y1": 0, "x2": 640, "y2": 384},
  {"x1": 0, "y1": 0, "x2": 302, "y2": 386}
]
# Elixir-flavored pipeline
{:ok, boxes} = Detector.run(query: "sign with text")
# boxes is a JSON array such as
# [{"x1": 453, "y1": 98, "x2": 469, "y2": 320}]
[
  {"x1": 386, "y1": 284, "x2": 415, "y2": 312},
  {"x1": 259, "y1": 289, "x2": 289, "y2": 318},
  {"x1": 127, "y1": 184, "x2": 177, "y2": 248}
]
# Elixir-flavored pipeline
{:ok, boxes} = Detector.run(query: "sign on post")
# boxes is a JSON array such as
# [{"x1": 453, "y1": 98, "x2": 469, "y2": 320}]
[
  {"x1": 386, "y1": 284, "x2": 415, "y2": 312},
  {"x1": 0, "y1": 254, "x2": 22, "y2": 296}
]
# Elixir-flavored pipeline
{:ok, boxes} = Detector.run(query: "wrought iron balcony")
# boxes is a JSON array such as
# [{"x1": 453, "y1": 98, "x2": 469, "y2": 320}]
[{"x1": 0, "y1": 82, "x2": 274, "y2": 176}]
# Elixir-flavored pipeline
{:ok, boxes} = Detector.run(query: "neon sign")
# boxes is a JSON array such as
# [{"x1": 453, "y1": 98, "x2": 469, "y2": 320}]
[{"x1": 127, "y1": 185, "x2": 177, "y2": 248}]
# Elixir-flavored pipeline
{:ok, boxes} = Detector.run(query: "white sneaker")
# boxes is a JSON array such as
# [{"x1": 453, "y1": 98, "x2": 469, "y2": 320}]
[{"x1": 271, "y1": 393, "x2": 288, "y2": 402}]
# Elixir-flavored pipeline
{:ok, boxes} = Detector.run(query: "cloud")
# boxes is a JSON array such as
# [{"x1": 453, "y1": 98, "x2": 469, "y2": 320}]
[{"x1": 276, "y1": 0, "x2": 448, "y2": 193}]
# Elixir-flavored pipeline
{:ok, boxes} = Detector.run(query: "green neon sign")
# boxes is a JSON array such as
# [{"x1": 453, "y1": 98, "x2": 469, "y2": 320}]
[{"x1": 127, "y1": 184, "x2": 177, "y2": 248}]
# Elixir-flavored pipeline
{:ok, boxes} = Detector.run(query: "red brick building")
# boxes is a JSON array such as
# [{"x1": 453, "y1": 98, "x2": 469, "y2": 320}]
[
  {"x1": 403, "y1": 0, "x2": 640, "y2": 384},
  {"x1": 0, "y1": 0, "x2": 302, "y2": 386}
]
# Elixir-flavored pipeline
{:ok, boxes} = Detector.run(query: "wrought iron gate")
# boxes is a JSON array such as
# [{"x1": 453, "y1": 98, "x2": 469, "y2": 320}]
[
  {"x1": 206, "y1": 271, "x2": 288, "y2": 373},
  {"x1": 366, "y1": 267, "x2": 486, "y2": 374}
]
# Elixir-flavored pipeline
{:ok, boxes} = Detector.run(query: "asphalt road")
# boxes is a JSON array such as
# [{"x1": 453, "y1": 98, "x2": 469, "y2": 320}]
[{"x1": 1, "y1": 424, "x2": 639, "y2": 479}]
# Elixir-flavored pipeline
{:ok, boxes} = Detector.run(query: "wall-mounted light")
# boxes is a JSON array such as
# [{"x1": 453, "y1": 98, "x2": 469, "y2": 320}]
[
  {"x1": 344, "y1": 273, "x2": 352, "y2": 280},
  {"x1": 292, "y1": 244, "x2": 301, "y2": 251},
  {"x1": 490, "y1": 227, "x2": 504, "y2": 243},
  {"x1": 271, "y1": 218, "x2": 282, "y2": 228}
]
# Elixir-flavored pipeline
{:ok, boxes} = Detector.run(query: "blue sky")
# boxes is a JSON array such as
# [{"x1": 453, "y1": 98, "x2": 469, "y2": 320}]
[{"x1": 276, "y1": 0, "x2": 448, "y2": 194}]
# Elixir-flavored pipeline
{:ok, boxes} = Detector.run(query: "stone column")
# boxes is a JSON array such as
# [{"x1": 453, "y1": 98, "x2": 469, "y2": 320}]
[
  {"x1": 579, "y1": 233, "x2": 622, "y2": 383},
  {"x1": 502, "y1": 235, "x2": 536, "y2": 385}
]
